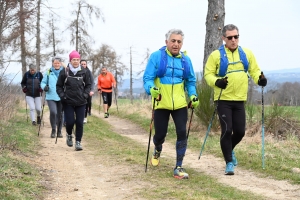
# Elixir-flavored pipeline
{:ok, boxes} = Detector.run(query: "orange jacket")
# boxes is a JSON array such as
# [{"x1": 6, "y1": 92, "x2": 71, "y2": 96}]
[{"x1": 97, "y1": 72, "x2": 116, "y2": 93}]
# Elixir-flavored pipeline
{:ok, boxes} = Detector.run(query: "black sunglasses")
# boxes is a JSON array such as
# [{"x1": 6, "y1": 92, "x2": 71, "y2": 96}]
[{"x1": 226, "y1": 35, "x2": 239, "y2": 40}]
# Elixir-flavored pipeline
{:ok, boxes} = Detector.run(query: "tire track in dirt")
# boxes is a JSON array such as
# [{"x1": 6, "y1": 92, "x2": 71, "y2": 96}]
[{"x1": 103, "y1": 113, "x2": 300, "y2": 200}]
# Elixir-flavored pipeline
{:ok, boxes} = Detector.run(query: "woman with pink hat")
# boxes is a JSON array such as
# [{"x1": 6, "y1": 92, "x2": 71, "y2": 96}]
[{"x1": 56, "y1": 50, "x2": 91, "y2": 151}]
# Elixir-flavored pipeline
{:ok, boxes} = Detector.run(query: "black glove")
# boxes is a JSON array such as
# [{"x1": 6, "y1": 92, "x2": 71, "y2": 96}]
[
  {"x1": 215, "y1": 78, "x2": 228, "y2": 89},
  {"x1": 258, "y1": 74, "x2": 267, "y2": 87},
  {"x1": 22, "y1": 86, "x2": 27, "y2": 93},
  {"x1": 44, "y1": 85, "x2": 49, "y2": 92}
]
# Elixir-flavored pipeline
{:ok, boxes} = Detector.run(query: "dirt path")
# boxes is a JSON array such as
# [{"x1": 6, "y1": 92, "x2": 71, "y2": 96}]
[{"x1": 34, "y1": 109, "x2": 300, "y2": 200}]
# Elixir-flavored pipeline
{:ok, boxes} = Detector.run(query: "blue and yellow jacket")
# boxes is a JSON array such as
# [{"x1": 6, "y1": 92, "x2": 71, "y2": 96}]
[{"x1": 143, "y1": 47, "x2": 197, "y2": 110}]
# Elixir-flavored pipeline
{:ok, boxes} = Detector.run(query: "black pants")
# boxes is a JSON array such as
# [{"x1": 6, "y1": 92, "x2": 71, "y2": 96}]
[
  {"x1": 85, "y1": 95, "x2": 92, "y2": 117},
  {"x1": 217, "y1": 100, "x2": 245, "y2": 163},
  {"x1": 153, "y1": 107, "x2": 188, "y2": 148},
  {"x1": 64, "y1": 104, "x2": 85, "y2": 142}
]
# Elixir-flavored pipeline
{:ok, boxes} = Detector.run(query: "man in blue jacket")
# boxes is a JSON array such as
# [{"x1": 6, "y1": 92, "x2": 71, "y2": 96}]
[{"x1": 143, "y1": 29, "x2": 199, "y2": 179}]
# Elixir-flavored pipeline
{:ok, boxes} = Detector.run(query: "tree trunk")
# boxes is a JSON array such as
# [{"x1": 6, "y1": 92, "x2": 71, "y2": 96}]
[
  {"x1": 202, "y1": 0, "x2": 225, "y2": 74},
  {"x1": 19, "y1": 0, "x2": 27, "y2": 75},
  {"x1": 75, "y1": 4, "x2": 81, "y2": 51},
  {"x1": 130, "y1": 46, "x2": 133, "y2": 104},
  {"x1": 36, "y1": 0, "x2": 41, "y2": 71}
]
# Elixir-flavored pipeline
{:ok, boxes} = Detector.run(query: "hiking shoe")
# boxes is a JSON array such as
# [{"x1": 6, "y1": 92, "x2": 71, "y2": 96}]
[
  {"x1": 51, "y1": 129, "x2": 56, "y2": 138},
  {"x1": 37, "y1": 116, "x2": 41, "y2": 124},
  {"x1": 104, "y1": 113, "x2": 109, "y2": 118},
  {"x1": 66, "y1": 134, "x2": 73, "y2": 147},
  {"x1": 225, "y1": 162, "x2": 234, "y2": 175},
  {"x1": 32, "y1": 121, "x2": 37, "y2": 126},
  {"x1": 57, "y1": 132, "x2": 63, "y2": 138},
  {"x1": 173, "y1": 166, "x2": 189, "y2": 179},
  {"x1": 83, "y1": 118, "x2": 87, "y2": 124},
  {"x1": 75, "y1": 141, "x2": 83, "y2": 151},
  {"x1": 232, "y1": 151, "x2": 238, "y2": 166},
  {"x1": 151, "y1": 150, "x2": 161, "y2": 166}
]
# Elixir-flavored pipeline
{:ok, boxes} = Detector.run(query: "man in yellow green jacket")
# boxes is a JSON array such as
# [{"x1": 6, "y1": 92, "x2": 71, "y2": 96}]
[
  {"x1": 143, "y1": 28, "x2": 199, "y2": 179},
  {"x1": 204, "y1": 24, "x2": 267, "y2": 175}
]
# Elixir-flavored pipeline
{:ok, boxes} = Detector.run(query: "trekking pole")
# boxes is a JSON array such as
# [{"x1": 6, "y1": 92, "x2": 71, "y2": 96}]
[
  {"x1": 114, "y1": 87, "x2": 119, "y2": 113},
  {"x1": 261, "y1": 72, "x2": 265, "y2": 169},
  {"x1": 25, "y1": 94, "x2": 28, "y2": 122},
  {"x1": 56, "y1": 107, "x2": 64, "y2": 144},
  {"x1": 38, "y1": 92, "x2": 45, "y2": 136},
  {"x1": 145, "y1": 93, "x2": 161, "y2": 172},
  {"x1": 198, "y1": 78, "x2": 227, "y2": 160},
  {"x1": 186, "y1": 99, "x2": 196, "y2": 140},
  {"x1": 99, "y1": 92, "x2": 101, "y2": 114}
]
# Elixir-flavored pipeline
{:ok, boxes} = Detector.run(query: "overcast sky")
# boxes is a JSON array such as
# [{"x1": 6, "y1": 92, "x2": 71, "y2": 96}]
[{"x1": 9, "y1": 0, "x2": 300, "y2": 83}]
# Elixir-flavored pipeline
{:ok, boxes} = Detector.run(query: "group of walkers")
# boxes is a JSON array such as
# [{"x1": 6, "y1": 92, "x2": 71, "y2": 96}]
[
  {"x1": 143, "y1": 24, "x2": 267, "y2": 179},
  {"x1": 21, "y1": 50, "x2": 116, "y2": 151},
  {"x1": 21, "y1": 23, "x2": 268, "y2": 179}
]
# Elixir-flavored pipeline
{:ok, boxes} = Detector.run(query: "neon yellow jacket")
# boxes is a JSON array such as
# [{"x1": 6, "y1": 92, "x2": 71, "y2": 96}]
[{"x1": 204, "y1": 45, "x2": 262, "y2": 101}]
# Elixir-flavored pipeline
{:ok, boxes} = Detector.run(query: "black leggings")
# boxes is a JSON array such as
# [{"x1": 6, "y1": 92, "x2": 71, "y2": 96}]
[
  {"x1": 217, "y1": 100, "x2": 245, "y2": 163},
  {"x1": 153, "y1": 107, "x2": 188, "y2": 148},
  {"x1": 101, "y1": 92, "x2": 112, "y2": 107}
]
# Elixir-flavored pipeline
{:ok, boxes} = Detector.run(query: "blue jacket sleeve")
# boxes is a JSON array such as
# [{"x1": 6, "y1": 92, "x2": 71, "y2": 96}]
[
  {"x1": 143, "y1": 52, "x2": 159, "y2": 95},
  {"x1": 184, "y1": 56, "x2": 197, "y2": 97},
  {"x1": 40, "y1": 71, "x2": 48, "y2": 90}
]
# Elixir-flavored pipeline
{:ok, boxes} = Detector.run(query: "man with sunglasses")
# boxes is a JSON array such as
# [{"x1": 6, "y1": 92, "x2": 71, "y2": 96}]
[{"x1": 204, "y1": 24, "x2": 267, "y2": 175}]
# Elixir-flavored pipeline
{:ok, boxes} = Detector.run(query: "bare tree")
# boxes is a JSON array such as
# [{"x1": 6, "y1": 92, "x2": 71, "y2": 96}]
[
  {"x1": 202, "y1": 0, "x2": 225, "y2": 74},
  {"x1": 36, "y1": 0, "x2": 41, "y2": 71},
  {"x1": 0, "y1": 0, "x2": 19, "y2": 68},
  {"x1": 90, "y1": 44, "x2": 127, "y2": 89},
  {"x1": 67, "y1": 0, "x2": 104, "y2": 54}
]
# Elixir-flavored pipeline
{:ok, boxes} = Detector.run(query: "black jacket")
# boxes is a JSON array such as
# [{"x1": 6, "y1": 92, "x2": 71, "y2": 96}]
[
  {"x1": 21, "y1": 71, "x2": 43, "y2": 97},
  {"x1": 56, "y1": 66, "x2": 91, "y2": 106}
]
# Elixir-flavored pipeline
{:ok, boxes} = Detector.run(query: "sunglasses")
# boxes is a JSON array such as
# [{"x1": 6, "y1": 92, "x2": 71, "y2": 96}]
[{"x1": 226, "y1": 35, "x2": 239, "y2": 40}]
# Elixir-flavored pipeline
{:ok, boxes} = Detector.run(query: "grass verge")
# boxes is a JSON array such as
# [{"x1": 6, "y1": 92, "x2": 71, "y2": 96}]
[{"x1": 0, "y1": 108, "x2": 44, "y2": 199}]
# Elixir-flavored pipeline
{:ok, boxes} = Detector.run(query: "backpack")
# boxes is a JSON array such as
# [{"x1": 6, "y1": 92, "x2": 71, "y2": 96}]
[
  {"x1": 218, "y1": 45, "x2": 249, "y2": 77},
  {"x1": 156, "y1": 46, "x2": 190, "y2": 79},
  {"x1": 63, "y1": 67, "x2": 85, "y2": 92}
]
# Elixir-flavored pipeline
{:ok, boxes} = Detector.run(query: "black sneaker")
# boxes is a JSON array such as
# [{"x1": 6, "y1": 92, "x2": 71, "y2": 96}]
[
  {"x1": 32, "y1": 121, "x2": 37, "y2": 126},
  {"x1": 66, "y1": 134, "x2": 73, "y2": 147},
  {"x1": 75, "y1": 141, "x2": 83, "y2": 151},
  {"x1": 37, "y1": 116, "x2": 41, "y2": 124},
  {"x1": 51, "y1": 129, "x2": 56, "y2": 138}
]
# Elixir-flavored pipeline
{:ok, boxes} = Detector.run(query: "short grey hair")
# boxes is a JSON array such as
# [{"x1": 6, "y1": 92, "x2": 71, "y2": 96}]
[
  {"x1": 29, "y1": 64, "x2": 36, "y2": 70},
  {"x1": 222, "y1": 24, "x2": 239, "y2": 37},
  {"x1": 52, "y1": 56, "x2": 62, "y2": 63},
  {"x1": 165, "y1": 29, "x2": 184, "y2": 41}
]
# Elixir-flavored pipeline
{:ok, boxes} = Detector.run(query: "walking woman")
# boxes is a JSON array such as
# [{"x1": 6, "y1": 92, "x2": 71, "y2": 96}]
[
  {"x1": 21, "y1": 64, "x2": 43, "y2": 125},
  {"x1": 41, "y1": 56, "x2": 64, "y2": 138},
  {"x1": 56, "y1": 50, "x2": 91, "y2": 151}
]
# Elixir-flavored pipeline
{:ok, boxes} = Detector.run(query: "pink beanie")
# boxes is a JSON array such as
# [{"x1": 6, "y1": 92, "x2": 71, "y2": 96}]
[{"x1": 69, "y1": 50, "x2": 80, "y2": 61}]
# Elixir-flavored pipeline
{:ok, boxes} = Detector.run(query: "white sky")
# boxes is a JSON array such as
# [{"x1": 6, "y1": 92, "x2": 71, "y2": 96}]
[{"x1": 8, "y1": 0, "x2": 300, "y2": 83}]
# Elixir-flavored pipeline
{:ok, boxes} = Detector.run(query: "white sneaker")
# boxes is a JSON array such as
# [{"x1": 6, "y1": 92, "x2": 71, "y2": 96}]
[{"x1": 83, "y1": 118, "x2": 87, "y2": 124}]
